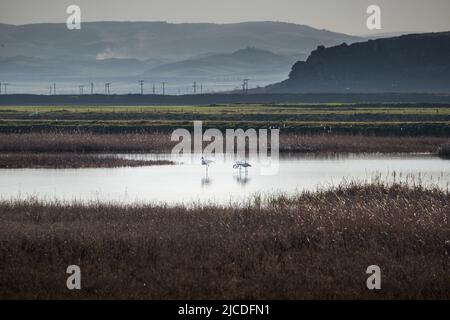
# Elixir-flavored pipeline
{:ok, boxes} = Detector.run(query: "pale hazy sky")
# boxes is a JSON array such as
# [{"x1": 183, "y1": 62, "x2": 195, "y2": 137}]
[{"x1": 1, "y1": 0, "x2": 450, "y2": 35}]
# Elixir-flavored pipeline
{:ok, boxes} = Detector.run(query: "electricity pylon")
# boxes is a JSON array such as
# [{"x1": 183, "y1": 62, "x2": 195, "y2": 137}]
[{"x1": 139, "y1": 80, "x2": 144, "y2": 95}]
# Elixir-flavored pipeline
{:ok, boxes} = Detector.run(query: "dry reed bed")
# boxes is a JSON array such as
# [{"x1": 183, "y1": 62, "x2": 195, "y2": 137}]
[
  {"x1": 279, "y1": 134, "x2": 449, "y2": 153},
  {"x1": 0, "y1": 153, "x2": 174, "y2": 168},
  {"x1": 0, "y1": 132, "x2": 172, "y2": 153},
  {"x1": 0, "y1": 182, "x2": 449, "y2": 299},
  {"x1": 0, "y1": 133, "x2": 448, "y2": 154}
]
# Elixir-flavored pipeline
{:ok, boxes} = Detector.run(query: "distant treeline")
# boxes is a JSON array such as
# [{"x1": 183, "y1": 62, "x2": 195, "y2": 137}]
[{"x1": 2, "y1": 93, "x2": 450, "y2": 105}]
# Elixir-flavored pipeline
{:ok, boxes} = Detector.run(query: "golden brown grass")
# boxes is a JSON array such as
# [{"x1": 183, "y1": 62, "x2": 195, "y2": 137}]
[
  {"x1": 279, "y1": 134, "x2": 449, "y2": 153},
  {"x1": 0, "y1": 133, "x2": 171, "y2": 153},
  {"x1": 0, "y1": 133, "x2": 447, "y2": 154},
  {"x1": 0, "y1": 182, "x2": 448, "y2": 299},
  {"x1": 0, "y1": 153, "x2": 174, "y2": 168}
]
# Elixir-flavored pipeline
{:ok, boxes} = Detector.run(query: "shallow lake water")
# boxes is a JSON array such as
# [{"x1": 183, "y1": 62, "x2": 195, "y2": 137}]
[{"x1": 0, "y1": 153, "x2": 448, "y2": 205}]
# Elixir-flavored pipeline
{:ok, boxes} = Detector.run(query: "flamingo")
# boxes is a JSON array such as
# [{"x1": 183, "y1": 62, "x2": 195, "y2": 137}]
[
  {"x1": 201, "y1": 156, "x2": 214, "y2": 167},
  {"x1": 233, "y1": 160, "x2": 252, "y2": 173},
  {"x1": 201, "y1": 156, "x2": 214, "y2": 174}
]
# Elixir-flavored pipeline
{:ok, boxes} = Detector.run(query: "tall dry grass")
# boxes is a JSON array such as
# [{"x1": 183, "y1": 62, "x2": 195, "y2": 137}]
[
  {"x1": 0, "y1": 133, "x2": 447, "y2": 154},
  {"x1": 279, "y1": 134, "x2": 449, "y2": 153},
  {"x1": 0, "y1": 182, "x2": 448, "y2": 299},
  {"x1": 0, "y1": 132, "x2": 173, "y2": 153}
]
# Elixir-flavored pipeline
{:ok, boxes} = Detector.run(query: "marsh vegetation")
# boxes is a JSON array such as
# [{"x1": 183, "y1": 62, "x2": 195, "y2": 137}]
[
  {"x1": 0, "y1": 132, "x2": 447, "y2": 155},
  {"x1": 0, "y1": 103, "x2": 449, "y2": 135},
  {"x1": 0, "y1": 153, "x2": 174, "y2": 168},
  {"x1": 0, "y1": 182, "x2": 448, "y2": 299}
]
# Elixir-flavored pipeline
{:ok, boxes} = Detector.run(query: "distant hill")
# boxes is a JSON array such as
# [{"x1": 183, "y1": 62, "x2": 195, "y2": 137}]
[
  {"x1": 0, "y1": 21, "x2": 361, "y2": 61},
  {"x1": 144, "y1": 47, "x2": 299, "y2": 78},
  {"x1": 0, "y1": 21, "x2": 362, "y2": 93},
  {"x1": 264, "y1": 32, "x2": 450, "y2": 93},
  {"x1": 0, "y1": 56, "x2": 152, "y2": 79}
]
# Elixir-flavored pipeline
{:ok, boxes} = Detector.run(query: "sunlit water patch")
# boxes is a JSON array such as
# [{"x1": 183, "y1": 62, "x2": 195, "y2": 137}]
[{"x1": 0, "y1": 153, "x2": 448, "y2": 205}]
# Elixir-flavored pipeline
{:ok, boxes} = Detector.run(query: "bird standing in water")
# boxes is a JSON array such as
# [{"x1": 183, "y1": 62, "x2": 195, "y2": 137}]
[
  {"x1": 233, "y1": 160, "x2": 252, "y2": 173},
  {"x1": 201, "y1": 156, "x2": 214, "y2": 175}
]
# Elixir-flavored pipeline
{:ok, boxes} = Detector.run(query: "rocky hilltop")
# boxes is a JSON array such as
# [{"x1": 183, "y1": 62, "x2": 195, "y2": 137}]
[{"x1": 266, "y1": 32, "x2": 450, "y2": 93}]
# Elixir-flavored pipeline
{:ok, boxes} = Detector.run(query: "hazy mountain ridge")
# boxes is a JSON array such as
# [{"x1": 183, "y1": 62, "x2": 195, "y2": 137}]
[
  {"x1": 144, "y1": 47, "x2": 299, "y2": 78},
  {"x1": 0, "y1": 21, "x2": 362, "y2": 61},
  {"x1": 0, "y1": 21, "x2": 362, "y2": 93},
  {"x1": 0, "y1": 55, "x2": 152, "y2": 79},
  {"x1": 264, "y1": 32, "x2": 450, "y2": 93}
]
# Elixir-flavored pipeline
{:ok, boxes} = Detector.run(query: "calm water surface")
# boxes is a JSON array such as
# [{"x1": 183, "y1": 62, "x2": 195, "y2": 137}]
[{"x1": 0, "y1": 153, "x2": 448, "y2": 205}]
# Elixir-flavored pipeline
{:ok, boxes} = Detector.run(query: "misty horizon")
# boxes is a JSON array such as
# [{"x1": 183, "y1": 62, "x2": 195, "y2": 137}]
[
  {"x1": 1, "y1": 2, "x2": 449, "y2": 95},
  {"x1": 0, "y1": 19, "x2": 438, "y2": 38},
  {"x1": 1, "y1": 0, "x2": 450, "y2": 36}
]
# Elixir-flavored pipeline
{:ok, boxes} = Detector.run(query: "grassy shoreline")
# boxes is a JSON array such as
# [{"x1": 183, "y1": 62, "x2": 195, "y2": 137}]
[
  {"x1": 0, "y1": 182, "x2": 449, "y2": 299},
  {"x1": 0, "y1": 153, "x2": 174, "y2": 168}
]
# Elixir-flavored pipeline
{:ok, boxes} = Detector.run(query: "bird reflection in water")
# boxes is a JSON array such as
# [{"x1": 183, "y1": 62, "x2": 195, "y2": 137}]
[
  {"x1": 234, "y1": 171, "x2": 250, "y2": 186},
  {"x1": 201, "y1": 171, "x2": 212, "y2": 187},
  {"x1": 233, "y1": 160, "x2": 251, "y2": 186},
  {"x1": 200, "y1": 156, "x2": 214, "y2": 187}
]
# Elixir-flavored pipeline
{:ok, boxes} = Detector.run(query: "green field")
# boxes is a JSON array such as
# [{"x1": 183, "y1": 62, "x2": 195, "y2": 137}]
[
  {"x1": 0, "y1": 103, "x2": 449, "y2": 135},
  {"x1": 2, "y1": 103, "x2": 450, "y2": 115}
]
